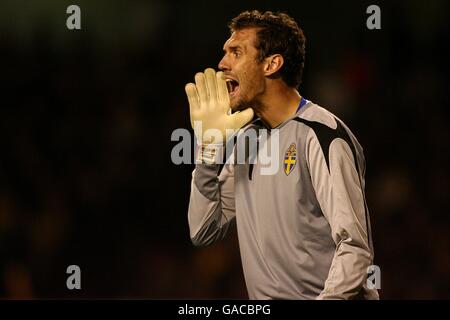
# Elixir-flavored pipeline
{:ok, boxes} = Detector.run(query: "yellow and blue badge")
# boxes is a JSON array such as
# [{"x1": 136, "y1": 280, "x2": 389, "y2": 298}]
[{"x1": 284, "y1": 143, "x2": 297, "y2": 176}]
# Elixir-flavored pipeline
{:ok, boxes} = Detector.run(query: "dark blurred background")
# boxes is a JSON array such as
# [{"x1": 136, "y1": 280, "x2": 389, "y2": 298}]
[{"x1": 0, "y1": 0, "x2": 448, "y2": 299}]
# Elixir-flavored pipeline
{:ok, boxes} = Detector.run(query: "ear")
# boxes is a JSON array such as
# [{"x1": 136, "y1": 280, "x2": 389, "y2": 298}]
[{"x1": 263, "y1": 54, "x2": 284, "y2": 77}]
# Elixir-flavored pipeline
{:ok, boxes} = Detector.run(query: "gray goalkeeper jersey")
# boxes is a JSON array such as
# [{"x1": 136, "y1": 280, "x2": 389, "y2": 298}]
[{"x1": 188, "y1": 100, "x2": 379, "y2": 300}]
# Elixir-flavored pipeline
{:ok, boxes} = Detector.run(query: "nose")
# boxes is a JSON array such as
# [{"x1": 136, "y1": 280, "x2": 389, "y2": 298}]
[{"x1": 218, "y1": 54, "x2": 230, "y2": 72}]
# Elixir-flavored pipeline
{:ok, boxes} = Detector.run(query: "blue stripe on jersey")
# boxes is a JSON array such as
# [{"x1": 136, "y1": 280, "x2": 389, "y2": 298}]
[{"x1": 296, "y1": 97, "x2": 308, "y2": 113}]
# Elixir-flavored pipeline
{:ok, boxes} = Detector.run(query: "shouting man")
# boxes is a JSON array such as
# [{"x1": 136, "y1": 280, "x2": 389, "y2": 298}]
[{"x1": 185, "y1": 10, "x2": 379, "y2": 300}]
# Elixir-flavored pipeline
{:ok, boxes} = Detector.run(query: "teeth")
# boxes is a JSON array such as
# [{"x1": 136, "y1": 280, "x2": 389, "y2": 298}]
[
  {"x1": 226, "y1": 80, "x2": 233, "y2": 93},
  {"x1": 225, "y1": 79, "x2": 238, "y2": 94}
]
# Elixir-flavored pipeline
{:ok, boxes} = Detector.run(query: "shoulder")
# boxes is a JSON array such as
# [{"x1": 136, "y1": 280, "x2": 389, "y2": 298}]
[
  {"x1": 293, "y1": 102, "x2": 360, "y2": 170},
  {"x1": 294, "y1": 102, "x2": 338, "y2": 130},
  {"x1": 293, "y1": 101, "x2": 357, "y2": 143}
]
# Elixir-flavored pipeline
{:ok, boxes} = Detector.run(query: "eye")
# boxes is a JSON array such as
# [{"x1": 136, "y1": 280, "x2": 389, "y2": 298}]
[{"x1": 225, "y1": 47, "x2": 242, "y2": 59}]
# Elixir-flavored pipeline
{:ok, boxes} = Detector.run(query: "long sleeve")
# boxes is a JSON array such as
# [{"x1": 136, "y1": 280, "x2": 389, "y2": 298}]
[
  {"x1": 188, "y1": 163, "x2": 236, "y2": 246},
  {"x1": 305, "y1": 126, "x2": 378, "y2": 300}
]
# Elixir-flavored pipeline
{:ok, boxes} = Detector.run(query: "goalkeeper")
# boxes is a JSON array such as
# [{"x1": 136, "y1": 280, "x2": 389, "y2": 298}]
[{"x1": 185, "y1": 10, "x2": 379, "y2": 300}]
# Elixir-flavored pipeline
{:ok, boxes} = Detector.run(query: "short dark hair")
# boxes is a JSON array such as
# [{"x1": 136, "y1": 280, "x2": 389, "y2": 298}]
[{"x1": 229, "y1": 10, "x2": 306, "y2": 88}]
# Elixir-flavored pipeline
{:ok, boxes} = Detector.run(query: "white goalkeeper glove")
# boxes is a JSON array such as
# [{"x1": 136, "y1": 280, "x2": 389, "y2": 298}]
[{"x1": 185, "y1": 68, "x2": 254, "y2": 164}]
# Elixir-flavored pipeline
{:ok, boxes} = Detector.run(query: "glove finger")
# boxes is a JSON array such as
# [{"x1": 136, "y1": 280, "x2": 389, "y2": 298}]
[
  {"x1": 204, "y1": 68, "x2": 217, "y2": 103},
  {"x1": 230, "y1": 107, "x2": 254, "y2": 129},
  {"x1": 185, "y1": 83, "x2": 199, "y2": 110},
  {"x1": 195, "y1": 72, "x2": 208, "y2": 105},
  {"x1": 216, "y1": 71, "x2": 230, "y2": 110}
]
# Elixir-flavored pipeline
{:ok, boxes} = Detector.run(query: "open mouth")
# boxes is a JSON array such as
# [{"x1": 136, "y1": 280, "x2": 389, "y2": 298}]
[{"x1": 226, "y1": 78, "x2": 240, "y2": 96}]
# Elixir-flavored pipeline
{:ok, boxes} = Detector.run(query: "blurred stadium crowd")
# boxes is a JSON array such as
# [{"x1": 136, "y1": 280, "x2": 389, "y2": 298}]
[{"x1": 0, "y1": 0, "x2": 448, "y2": 298}]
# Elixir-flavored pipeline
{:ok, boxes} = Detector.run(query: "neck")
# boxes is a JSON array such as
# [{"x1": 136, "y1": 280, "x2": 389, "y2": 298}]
[{"x1": 255, "y1": 81, "x2": 302, "y2": 128}]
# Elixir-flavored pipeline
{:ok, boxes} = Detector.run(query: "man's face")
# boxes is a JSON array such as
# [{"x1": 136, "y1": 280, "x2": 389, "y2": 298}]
[{"x1": 218, "y1": 27, "x2": 266, "y2": 112}]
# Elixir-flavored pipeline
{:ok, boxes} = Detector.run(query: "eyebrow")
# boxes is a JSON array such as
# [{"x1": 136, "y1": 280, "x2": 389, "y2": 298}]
[{"x1": 223, "y1": 45, "x2": 244, "y2": 53}]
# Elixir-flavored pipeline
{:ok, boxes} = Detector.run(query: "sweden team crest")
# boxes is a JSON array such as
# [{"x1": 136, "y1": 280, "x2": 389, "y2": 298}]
[{"x1": 284, "y1": 143, "x2": 297, "y2": 176}]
